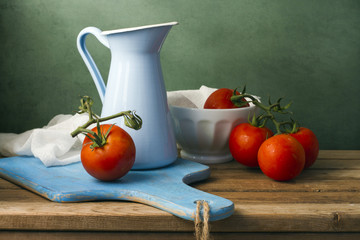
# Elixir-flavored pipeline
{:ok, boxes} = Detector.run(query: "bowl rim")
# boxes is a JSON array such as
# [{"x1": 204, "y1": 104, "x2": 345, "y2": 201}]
[
  {"x1": 168, "y1": 94, "x2": 260, "y2": 112},
  {"x1": 169, "y1": 103, "x2": 257, "y2": 112}
]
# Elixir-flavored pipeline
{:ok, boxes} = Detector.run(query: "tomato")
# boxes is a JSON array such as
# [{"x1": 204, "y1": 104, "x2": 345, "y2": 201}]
[
  {"x1": 81, "y1": 124, "x2": 135, "y2": 181},
  {"x1": 204, "y1": 88, "x2": 249, "y2": 109},
  {"x1": 258, "y1": 134, "x2": 305, "y2": 181},
  {"x1": 229, "y1": 123, "x2": 273, "y2": 167},
  {"x1": 290, "y1": 127, "x2": 319, "y2": 169}
]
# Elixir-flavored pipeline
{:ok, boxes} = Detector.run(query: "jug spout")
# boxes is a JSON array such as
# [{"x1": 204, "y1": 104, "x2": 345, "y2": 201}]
[{"x1": 103, "y1": 22, "x2": 178, "y2": 53}]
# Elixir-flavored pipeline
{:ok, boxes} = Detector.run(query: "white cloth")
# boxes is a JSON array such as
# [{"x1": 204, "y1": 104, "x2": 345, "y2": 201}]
[
  {"x1": 167, "y1": 85, "x2": 217, "y2": 108},
  {"x1": 0, "y1": 114, "x2": 88, "y2": 167},
  {"x1": 0, "y1": 86, "x2": 217, "y2": 167}
]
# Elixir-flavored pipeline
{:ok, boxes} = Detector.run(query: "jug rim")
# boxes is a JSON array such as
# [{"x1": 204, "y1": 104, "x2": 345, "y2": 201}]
[{"x1": 102, "y1": 22, "x2": 178, "y2": 35}]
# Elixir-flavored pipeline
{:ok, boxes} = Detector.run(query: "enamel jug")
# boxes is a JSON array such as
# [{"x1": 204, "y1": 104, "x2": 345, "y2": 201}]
[{"x1": 77, "y1": 22, "x2": 178, "y2": 169}]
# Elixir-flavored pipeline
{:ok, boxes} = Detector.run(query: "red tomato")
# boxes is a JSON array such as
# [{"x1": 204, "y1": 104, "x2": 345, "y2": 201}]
[
  {"x1": 290, "y1": 127, "x2": 319, "y2": 169},
  {"x1": 229, "y1": 123, "x2": 273, "y2": 167},
  {"x1": 258, "y1": 134, "x2": 305, "y2": 181},
  {"x1": 204, "y1": 88, "x2": 249, "y2": 109},
  {"x1": 81, "y1": 124, "x2": 135, "y2": 181}
]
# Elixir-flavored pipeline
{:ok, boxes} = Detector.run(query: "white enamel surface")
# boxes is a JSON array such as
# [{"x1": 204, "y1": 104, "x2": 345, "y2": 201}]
[{"x1": 169, "y1": 105, "x2": 259, "y2": 164}]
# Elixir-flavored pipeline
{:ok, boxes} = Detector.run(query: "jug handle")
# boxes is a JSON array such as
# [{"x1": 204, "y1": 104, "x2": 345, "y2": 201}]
[{"x1": 77, "y1": 27, "x2": 110, "y2": 103}]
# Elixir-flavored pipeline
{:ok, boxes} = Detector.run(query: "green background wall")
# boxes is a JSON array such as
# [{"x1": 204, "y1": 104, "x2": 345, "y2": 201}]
[{"x1": 1, "y1": 0, "x2": 359, "y2": 149}]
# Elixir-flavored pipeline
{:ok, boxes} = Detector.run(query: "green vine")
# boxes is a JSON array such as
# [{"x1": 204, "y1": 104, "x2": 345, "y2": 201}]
[
  {"x1": 231, "y1": 88, "x2": 299, "y2": 135},
  {"x1": 71, "y1": 96, "x2": 142, "y2": 148}
]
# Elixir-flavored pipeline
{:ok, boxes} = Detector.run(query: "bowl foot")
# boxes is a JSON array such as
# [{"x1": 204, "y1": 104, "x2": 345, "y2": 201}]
[{"x1": 180, "y1": 150, "x2": 233, "y2": 164}]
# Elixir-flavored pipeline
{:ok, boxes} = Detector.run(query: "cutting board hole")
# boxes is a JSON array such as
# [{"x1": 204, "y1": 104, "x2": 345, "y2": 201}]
[{"x1": 194, "y1": 200, "x2": 210, "y2": 204}]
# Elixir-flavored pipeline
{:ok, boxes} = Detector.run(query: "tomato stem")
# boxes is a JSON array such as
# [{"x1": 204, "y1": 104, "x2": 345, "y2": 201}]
[
  {"x1": 231, "y1": 86, "x2": 250, "y2": 108},
  {"x1": 70, "y1": 96, "x2": 142, "y2": 148},
  {"x1": 231, "y1": 91, "x2": 298, "y2": 135}
]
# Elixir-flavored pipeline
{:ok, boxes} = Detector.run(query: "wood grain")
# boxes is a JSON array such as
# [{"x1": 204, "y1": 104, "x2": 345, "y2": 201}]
[
  {"x1": 1, "y1": 231, "x2": 360, "y2": 240},
  {"x1": 0, "y1": 150, "x2": 359, "y2": 238}
]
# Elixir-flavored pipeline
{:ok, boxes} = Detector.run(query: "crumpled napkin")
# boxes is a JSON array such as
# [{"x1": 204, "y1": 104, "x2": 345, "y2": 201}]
[
  {"x1": 0, "y1": 86, "x2": 217, "y2": 167},
  {"x1": 0, "y1": 114, "x2": 89, "y2": 167},
  {"x1": 167, "y1": 85, "x2": 217, "y2": 108}
]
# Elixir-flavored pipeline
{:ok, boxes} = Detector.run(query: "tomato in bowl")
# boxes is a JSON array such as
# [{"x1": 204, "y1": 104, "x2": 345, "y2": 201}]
[{"x1": 169, "y1": 99, "x2": 259, "y2": 164}]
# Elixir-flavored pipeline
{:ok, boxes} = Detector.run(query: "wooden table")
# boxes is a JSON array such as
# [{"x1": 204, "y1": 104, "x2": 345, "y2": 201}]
[{"x1": 1, "y1": 150, "x2": 359, "y2": 239}]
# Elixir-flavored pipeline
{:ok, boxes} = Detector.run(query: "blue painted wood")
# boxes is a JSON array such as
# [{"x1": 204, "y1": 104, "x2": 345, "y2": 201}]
[{"x1": 0, "y1": 156, "x2": 234, "y2": 221}]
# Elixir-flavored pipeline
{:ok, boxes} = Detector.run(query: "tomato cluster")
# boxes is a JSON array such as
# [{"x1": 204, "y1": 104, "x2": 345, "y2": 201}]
[
  {"x1": 230, "y1": 124, "x2": 318, "y2": 181},
  {"x1": 205, "y1": 87, "x2": 319, "y2": 181}
]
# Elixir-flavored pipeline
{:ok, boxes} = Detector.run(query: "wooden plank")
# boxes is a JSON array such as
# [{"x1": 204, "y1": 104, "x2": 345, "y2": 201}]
[
  {"x1": 4, "y1": 176, "x2": 357, "y2": 204},
  {"x1": 192, "y1": 178, "x2": 360, "y2": 192},
  {"x1": 4, "y1": 189, "x2": 359, "y2": 205},
  {"x1": 0, "y1": 189, "x2": 51, "y2": 202},
  {"x1": 3, "y1": 182, "x2": 359, "y2": 205},
  {"x1": 1, "y1": 202, "x2": 359, "y2": 232},
  {"x1": 2, "y1": 183, "x2": 359, "y2": 208},
  {"x1": 310, "y1": 160, "x2": 360, "y2": 169},
  {"x1": 207, "y1": 168, "x2": 360, "y2": 180},
  {"x1": 0, "y1": 178, "x2": 21, "y2": 189},
  {"x1": 318, "y1": 150, "x2": 360, "y2": 160},
  {"x1": 208, "y1": 158, "x2": 360, "y2": 172},
  {"x1": 0, "y1": 201, "x2": 192, "y2": 232},
  {"x1": 214, "y1": 191, "x2": 360, "y2": 204},
  {"x1": 214, "y1": 203, "x2": 360, "y2": 232},
  {"x1": 1, "y1": 231, "x2": 360, "y2": 240}
]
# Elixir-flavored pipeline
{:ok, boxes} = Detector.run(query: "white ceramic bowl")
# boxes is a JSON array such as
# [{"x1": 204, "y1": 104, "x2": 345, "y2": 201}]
[{"x1": 169, "y1": 102, "x2": 259, "y2": 164}]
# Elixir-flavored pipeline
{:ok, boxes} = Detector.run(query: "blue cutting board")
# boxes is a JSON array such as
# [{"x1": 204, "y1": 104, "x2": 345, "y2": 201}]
[{"x1": 0, "y1": 156, "x2": 234, "y2": 221}]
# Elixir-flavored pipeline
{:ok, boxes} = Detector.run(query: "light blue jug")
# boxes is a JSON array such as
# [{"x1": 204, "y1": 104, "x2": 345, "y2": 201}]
[{"x1": 77, "y1": 22, "x2": 178, "y2": 169}]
